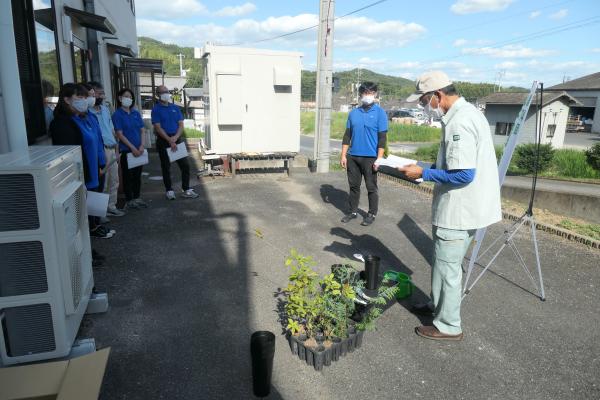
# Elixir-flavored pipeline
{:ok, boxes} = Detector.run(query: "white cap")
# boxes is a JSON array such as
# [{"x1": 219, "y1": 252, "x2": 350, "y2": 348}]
[{"x1": 406, "y1": 71, "x2": 453, "y2": 102}]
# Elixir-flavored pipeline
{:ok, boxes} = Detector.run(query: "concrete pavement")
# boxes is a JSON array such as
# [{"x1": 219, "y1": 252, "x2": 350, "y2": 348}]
[{"x1": 84, "y1": 156, "x2": 600, "y2": 400}]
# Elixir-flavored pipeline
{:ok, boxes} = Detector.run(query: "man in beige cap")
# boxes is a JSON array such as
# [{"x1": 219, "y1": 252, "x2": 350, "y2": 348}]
[{"x1": 400, "y1": 71, "x2": 502, "y2": 341}]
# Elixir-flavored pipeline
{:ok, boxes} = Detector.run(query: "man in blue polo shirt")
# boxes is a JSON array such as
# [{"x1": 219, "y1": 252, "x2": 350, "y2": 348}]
[
  {"x1": 340, "y1": 82, "x2": 388, "y2": 226},
  {"x1": 151, "y1": 85, "x2": 198, "y2": 200}
]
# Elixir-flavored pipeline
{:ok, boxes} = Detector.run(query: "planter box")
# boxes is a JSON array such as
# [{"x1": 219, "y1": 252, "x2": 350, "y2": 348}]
[{"x1": 287, "y1": 330, "x2": 365, "y2": 371}]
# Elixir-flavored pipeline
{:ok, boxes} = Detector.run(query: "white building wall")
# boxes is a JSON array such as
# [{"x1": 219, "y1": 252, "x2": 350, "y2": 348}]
[
  {"x1": 486, "y1": 100, "x2": 570, "y2": 149},
  {"x1": 52, "y1": 0, "x2": 137, "y2": 103}
]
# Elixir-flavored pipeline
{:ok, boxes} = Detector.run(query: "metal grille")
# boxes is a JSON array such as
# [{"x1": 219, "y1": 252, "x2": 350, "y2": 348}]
[
  {"x1": 2, "y1": 303, "x2": 55, "y2": 357},
  {"x1": 0, "y1": 241, "x2": 47, "y2": 297},
  {"x1": 64, "y1": 189, "x2": 83, "y2": 308},
  {"x1": 0, "y1": 174, "x2": 39, "y2": 232}
]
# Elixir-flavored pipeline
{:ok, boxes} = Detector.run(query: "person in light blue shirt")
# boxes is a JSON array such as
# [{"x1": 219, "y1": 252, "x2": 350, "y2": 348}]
[
  {"x1": 340, "y1": 82, "x2": 388, "y2": 226},
  {"x1": 89, "y1": 82, "x2": 125, "y2": 217}
]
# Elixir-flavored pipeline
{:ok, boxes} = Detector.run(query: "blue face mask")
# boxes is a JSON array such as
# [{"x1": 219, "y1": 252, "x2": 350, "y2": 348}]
[
  {"x1": 72, "y1": 98, "x2": 88, "y2": 113},
  {"x1": 423, "y1": 95, "x2": 444, "y2": 119}
]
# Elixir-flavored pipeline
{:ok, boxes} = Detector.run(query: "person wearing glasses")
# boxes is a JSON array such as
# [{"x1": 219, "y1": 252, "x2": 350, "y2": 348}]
[
  {"x1": 340, "y1": 81, "x2": 388, "y2": 226},
  {"x1": 400, "y1": 71, "x2": 501, "y2": 341}
]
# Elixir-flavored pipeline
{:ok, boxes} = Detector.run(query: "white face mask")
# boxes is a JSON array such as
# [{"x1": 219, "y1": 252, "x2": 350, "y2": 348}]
[
  {"x1": 361, "y1": 95, "x2": 375, "y2": 105},
  {"x1": 121, "y1": 97, "x2": 133, "y2": 108},
  {"x1": 71, "y1": 98, "x2": 88, "y2": 113},
  {"x1": 423, "y1": 95, "x2": 444, "y2": 119},
  {"x1": 160, "y1": 93, "x2": 171, "y2": 102},
  {"x1": 87, "y1": 96, "x2": 96, "y2": 108}
]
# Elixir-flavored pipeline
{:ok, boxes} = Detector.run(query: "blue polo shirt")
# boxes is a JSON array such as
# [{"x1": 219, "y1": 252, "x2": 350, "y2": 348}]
[
  {"x1": 112, "y1": 108, "x2": 144, "y2": 153},
  {"x1": 151, "y1": 102, "x2": 183, "y2": 135},
  {"x1": 72, "y1": 112, "x2": 106, "y2": 189},
  {"x1": 347, "y1": 104, "x2": 388, "y2": 157}
]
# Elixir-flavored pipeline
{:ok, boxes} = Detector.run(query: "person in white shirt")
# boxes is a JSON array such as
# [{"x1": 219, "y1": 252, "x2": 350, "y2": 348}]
[{"x1": 401, "y1": 71, "x2": 502, "y2": 341}]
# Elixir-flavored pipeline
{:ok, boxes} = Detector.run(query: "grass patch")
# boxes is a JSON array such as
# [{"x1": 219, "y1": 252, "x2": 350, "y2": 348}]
[
  {"x1": 387, "y1": 124, "x2": 441, "y2": 142},
  {"x1": 301, "y1": 111, "x2": 441, "y2": 143},
  {"x1": 183, "y1": 128, "x2": 204, "y2": 138},
  {"x1": 546, "y1": 149, "x2": 600, "y2": 179},
  {"x1": 558, "y1": 219, "x2": 600, "y2": 240}
]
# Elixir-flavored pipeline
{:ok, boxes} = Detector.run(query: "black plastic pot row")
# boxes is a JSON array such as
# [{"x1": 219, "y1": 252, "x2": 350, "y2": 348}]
[{"x1": 287, "y1": 329, "x2": 365, "y2": 371}]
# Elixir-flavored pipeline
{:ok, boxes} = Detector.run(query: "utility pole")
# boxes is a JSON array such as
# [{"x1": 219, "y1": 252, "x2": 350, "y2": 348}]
[
  {"x1": 313, "y1": 0, "x2": 335, "y2": 173},
  {"x1": 177, "y1": 53, "x2": 186, "y2": 77}
]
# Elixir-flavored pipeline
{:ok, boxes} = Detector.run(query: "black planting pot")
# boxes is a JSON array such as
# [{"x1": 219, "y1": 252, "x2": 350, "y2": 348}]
[
  {"x1": 364, "y1": 255, "x2": 381, "y2": 290},
  {"x1": 288, "y1": 334, "x2": 298, "y2": 355},
  {"x1": 355, "y1": 330, "x2": 364, "y2": 349},
  {"x1": 339, "y1": 338, "x2": 348, "y2": 358},
  {"x1": 297, "y1": 335, "x2": 307, "y2": 361},
  {"x1": 250, "y1": 331, "x2": 276, "y2": 398},
  {"x1": 324, "y1": 346, "x2": 332, "y2": 366},
  {"x1": 313, "y1": 346, "x2": 326, "y2": 371},
  {"x1": 331, "y1": 337, "x2": 342, "y2": 362}
]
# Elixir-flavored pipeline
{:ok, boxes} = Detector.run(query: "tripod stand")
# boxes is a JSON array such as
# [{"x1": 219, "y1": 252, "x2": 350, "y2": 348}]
[{"x1": 462, "y1": 82, "x2": 546, "y2": 301}]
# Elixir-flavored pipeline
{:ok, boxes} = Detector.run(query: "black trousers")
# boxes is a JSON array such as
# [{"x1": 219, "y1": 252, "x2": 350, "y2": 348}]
[
  {"x1": 120, "y1": 152, "x2": 143, "y2": 201},
  {"x1": 156, "y1": 137, "x2": 190, "y2": 191},
  {"x1": 346, "y1": 155, "x2": 378, "y2": 215},
  {"x1": 88, "y1": 174, "x2": 105, "y2": 229}
]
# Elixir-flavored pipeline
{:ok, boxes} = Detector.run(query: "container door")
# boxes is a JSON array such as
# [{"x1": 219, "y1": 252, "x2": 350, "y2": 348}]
[{"x1": 216, "y1": 74, "x2": 242, "y2": 153}]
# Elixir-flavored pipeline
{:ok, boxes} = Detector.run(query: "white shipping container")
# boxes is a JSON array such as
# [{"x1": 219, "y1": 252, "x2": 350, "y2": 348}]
[{"x1": 197, "y1": 45, "x2": 302, "y2": 154}]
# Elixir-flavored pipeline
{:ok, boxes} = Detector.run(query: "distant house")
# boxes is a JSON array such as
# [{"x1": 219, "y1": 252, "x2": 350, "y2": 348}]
[
  {"x1": 545, "y1": 72, "x2": 600, "y2": 134},
  {"x1": 183, "y1": 88, "x2": 205, "y2": 130},
  {"x1": 138, "y1": 73, "x2": 188, "y2": 108},
  {"x1": 479, "y1": 91, "x2": 581, "y2": 149}
]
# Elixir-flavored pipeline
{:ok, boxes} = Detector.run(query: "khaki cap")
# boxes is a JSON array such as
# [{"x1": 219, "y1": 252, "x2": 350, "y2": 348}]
[{"x1": 406, "y1": 71, "x2": 453, "y2": 102}]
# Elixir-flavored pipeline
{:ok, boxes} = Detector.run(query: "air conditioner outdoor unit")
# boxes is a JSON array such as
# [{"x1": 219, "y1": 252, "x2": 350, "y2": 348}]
[{"x1": 0, "y1": 146, "x2": 94, "y2": 366}]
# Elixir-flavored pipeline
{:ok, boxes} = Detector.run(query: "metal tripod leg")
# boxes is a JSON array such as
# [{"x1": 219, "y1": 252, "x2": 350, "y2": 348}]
[
  {"x1": 529, "y1": 215, "x2": 546, "y2": 300},
  {"x1": 463, "y1": 217, "x2": 527, "y2": 297}
]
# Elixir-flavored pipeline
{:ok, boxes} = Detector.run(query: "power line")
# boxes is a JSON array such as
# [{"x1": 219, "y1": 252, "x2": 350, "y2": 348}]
[
  {"x1": 224, "y1": 0, "x2": 389, "y2": 46},
  {"x1": 419, "y1": 15, "x2": 600, "y2": 66}
]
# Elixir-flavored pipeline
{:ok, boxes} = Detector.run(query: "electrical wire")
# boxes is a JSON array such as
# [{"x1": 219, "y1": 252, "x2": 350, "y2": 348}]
[{"x1": 223, "y1": 0, "x2": 390, "y2": 46}]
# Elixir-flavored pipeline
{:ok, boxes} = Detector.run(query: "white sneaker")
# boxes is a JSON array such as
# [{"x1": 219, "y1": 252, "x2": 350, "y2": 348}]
[
  {"x1": 182, "y1": 189, "x2": 199, "y2": 198},
  {"x1": 107, "y1": 207, "x2": 126, "y2": 217},
  {"x1": 166, "y1": 190, "x2": 176, "y2": 200}
]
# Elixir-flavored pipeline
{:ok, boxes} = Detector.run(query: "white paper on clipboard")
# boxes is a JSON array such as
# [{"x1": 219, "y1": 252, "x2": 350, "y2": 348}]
[
  {"x1": 127, "y1": 150, "x2": 149, "y2": 169},
  {"x1": 375, "y1": 155, "x2": 424, "y2": 183},
  {"x1": 167, "y1": 142, "x2": 189, "y2": 163},
  {"x1": 86, "y1": 191, "x2": 109, "y2": 217}
]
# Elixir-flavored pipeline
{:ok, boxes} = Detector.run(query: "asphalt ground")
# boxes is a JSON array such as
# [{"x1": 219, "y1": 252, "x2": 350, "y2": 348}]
[{"x1": 84, "y1": 154, "x2": 600, "y2": 399}]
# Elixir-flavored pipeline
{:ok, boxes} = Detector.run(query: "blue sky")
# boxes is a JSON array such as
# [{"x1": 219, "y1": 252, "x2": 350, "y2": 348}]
[{"x1": 135, "y1": 0, "x2": 600, "y2": 87}]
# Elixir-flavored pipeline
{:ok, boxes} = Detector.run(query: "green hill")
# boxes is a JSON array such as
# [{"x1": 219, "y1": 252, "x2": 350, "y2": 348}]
[
  {"x1": 138, "y1": 36, "x2": 203, "y2": 87},
  {"x1": 138, "y1": 36, "x2": 527, "y2": 100}
]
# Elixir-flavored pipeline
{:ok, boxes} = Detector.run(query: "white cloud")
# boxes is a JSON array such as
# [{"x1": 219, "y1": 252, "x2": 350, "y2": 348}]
[
  {"x1": 450, "y1": 0, "x2": 515, "y2": 15},
  {"x1": 453, "y1": 39, "x2": 468, "y2": 47},
  {"x1": 136, "y1": 0, "x2": 208, "y2": 19},
  {"x1": 357, "y1": 57, "x2": 387, "y2": 65},
  {"x1": 214, "y1": 3, "x2": 256, "y2": 17},
  {"x1": 462, "y1": 45, "x2": 557, "y2": 58},
  {"x1": 530, "y1": 11, "x2": 541, "y2": 19},
  {"x1": 549, "y1": 9, "x2": 568, "y2": 20},
  {"x1": 494, "y1": 61, "x2": 519, "y2": 69},
  {"x1": 591, "y1": 48, "x2": 600, "y2": 53},
  {"x1": 137, "y1": 14, "x2": 426, "y2": 50},
  {"x1": 335, "y1": 17, "x2": 426, "y2": 50}
]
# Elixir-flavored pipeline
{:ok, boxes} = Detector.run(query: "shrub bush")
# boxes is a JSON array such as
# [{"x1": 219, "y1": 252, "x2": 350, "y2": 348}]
[
  {"x1": 515, "y1": 143, "x2": 554, "y2": 173},
  {"x1": 415, "y1": 143, "x2": 440, "y2": 162},
  {"x1": 585, "y1": 143, "x2": 600, "y2": 172}
]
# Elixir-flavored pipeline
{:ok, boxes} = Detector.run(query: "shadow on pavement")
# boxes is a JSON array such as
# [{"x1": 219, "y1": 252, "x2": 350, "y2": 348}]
[
  {"x1": 323, "y1": 226, "x2": 432, "y2": 325},
  {"x1": 86, "y1": 152, "x2": 284, "y2": 399}
]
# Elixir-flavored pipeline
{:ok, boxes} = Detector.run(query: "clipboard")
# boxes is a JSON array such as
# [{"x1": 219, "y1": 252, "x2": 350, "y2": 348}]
[
  {"x1": 127, "y1": 149, "x2": 149, "y2": 169},
  {"x1": 167, "y1": 142, "x2": 189, "y2": 163}
]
